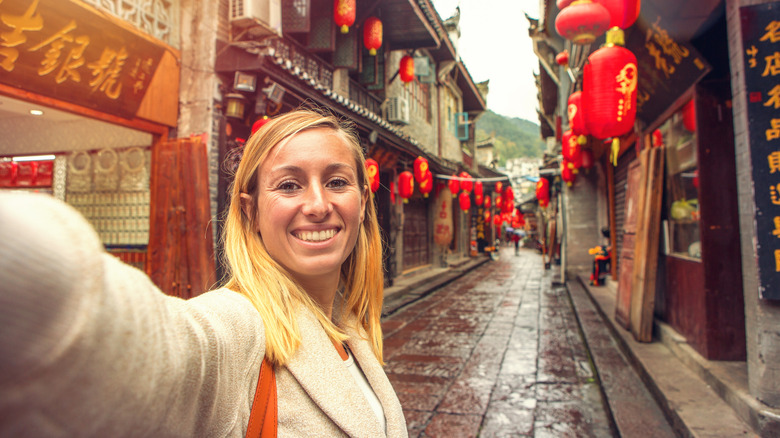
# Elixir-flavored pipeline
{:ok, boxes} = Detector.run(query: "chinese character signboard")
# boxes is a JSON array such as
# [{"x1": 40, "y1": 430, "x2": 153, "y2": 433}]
[
  {"x1": 0, "y1": 0, "x2": 165, "y2": 119},
  {"x1": 625, "y1": 8, "x2": 711, "y2": 125},
  {"x1": 434, "y1": 187, "x2": 453, "y2": 247},
  {"x1": 741, "y1": 2, "x2": 780, "y2": 300}
]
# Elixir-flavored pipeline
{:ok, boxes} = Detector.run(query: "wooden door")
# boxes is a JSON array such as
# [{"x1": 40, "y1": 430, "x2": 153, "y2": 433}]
[{"x1": 147, "y1": 138, "x2": 215, "y2": 299}]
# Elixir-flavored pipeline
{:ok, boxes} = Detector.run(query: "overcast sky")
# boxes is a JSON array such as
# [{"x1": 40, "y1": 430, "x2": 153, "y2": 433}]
[{"x1": 431, "y1": 0, "x2": 541, "y2": 123}]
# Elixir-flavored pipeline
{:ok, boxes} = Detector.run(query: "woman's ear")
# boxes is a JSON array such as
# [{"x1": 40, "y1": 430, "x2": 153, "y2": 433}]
[{"x1": 239, "y1": 193, "x2": 254, "y2": 223}]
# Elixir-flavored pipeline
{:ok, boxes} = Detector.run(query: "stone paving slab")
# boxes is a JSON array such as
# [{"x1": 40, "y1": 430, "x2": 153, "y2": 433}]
[{"x1": 381, "y1": 248, "x2": 621, "y2": 437}]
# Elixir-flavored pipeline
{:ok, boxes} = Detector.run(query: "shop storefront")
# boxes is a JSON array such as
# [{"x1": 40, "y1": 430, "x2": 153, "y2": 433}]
[{"x1": 0, "y1": 0, "x2": 191, "y2": 294}]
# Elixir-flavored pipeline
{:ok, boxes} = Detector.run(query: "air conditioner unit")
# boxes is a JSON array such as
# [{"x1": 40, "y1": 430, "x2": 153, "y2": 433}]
[
  {"x1": 230, "y1": 0, "x2": 282, "y2": 36},
  {"x1": 384, "y1": 97, "x2": 409, "y2": 125}
]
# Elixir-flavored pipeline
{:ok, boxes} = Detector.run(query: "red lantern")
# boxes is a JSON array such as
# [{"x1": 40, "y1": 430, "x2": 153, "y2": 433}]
[
  {"x1": 503, "y1": 186, "x2": 515, "y2": 213},
  {"x1": 495, "y1": 181, "x2": 503, "y2": 193},
  {"x1": 536, "y1": 178, "x2": 550, "y2": 205},
  {"x1": 458, "y1": 191, "x2": 471, "y2": 211},
  {"x1": 484, "y1": 195, "x2": 491, "y2": 209},
  {"x1": 595, "y1": 0, "x2": 641, "y2": 29},
  {"x1": 398, "y1": 171, "x2": 414, "y2": 203},
  {"x1": 365, "y1": 158, "x2": 380, "y2": 193},
  {"x1": 555, "y1": 0, "x2": 611, "y2": 44},
  {"x1": 652, "y1": 129, "x2": 664, "y2": 147},
  {"x1": 494, "y1": 214, "x2": 502, "y2": 227},
  {"x1": 475, "y1": 192, "x2": 484, "y2": 206},
  {"x1": 390, "y1": 181, "x2": 396, "y2": 204},
  {"x1": 334, "y1": 0, "x2": 356, "y2": 34},
  {"x1": 413, "y1": 156, "x2": 429, "y2": 183},
  {"x1": 448, "y1": 175, "x2": 460, "y2": 198},
  {"x1": 474, "y1": 180, "x2": 483, "y2": 197},
  {"x1": 400, "y1": 55, "x2": 415, "y2": 83},
  {"x1": 562, "y1": 131, "x2": 583, "y2": 171},
  {"x1": 557, "y1": 0, "x2": 575, "y2": 8},
  {"x1": 562, "y1": 161, "x2": 576, "y2": 187},
  {"x1": 683, "y1": 99, "x2": 696, "y2": 133},
  {"x1": 419, "y1": 170, "x2": 433, "y2": 198},
  {"x1": 555, "y1": 50, "x2": 569, "y2": 66},
  {"x1": 567, "y1": 91, "x2": 589, "y2": 139},
  {"x1": 495, "y1": 194, "x2": 503, "y2": 210},
  {"x1": 583, "y1": 28, "x2": 637, "y2": 165},
  {"x1": 459, "y1": 172, "x2": 473, "y2": 193},
  {"x1": 251, "y1": 116, "x2": 270, "y2": 135},
  {"x1": 581, "y1": 148, "x2": 595, "y2": 169},
  {"x1": 484, "y1": 210, "x2": 491, "y2": 223},
  {"x1": 363, "y1": 16, "x2": 383, "y2": 56}
]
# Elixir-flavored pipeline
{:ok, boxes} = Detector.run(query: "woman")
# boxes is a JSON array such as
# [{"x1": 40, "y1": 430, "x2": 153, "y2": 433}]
[{"x1": 0, "y1": 109, "x2": 407, "y2": 437}]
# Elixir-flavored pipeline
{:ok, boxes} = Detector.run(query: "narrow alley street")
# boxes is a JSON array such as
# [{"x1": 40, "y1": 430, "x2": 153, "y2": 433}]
[{"x1": 381, "y1": 247, "x2": 617, "y2": 437}]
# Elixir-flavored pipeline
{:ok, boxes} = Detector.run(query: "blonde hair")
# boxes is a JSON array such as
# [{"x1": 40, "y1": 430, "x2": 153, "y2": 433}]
[{"x1": 221, "y1": 109, "x2": 385, "y2": 365}]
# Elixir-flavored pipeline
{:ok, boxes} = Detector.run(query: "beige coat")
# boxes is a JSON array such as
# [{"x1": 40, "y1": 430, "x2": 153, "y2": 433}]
[{"x1": 0, "y1": 192, "x2": 407, "y2": 437}]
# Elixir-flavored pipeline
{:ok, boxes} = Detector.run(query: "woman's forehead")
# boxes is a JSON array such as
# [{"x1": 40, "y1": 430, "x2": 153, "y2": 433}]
[{"x1": 261, "y1": 128, "x2": 358, "y2": 172}]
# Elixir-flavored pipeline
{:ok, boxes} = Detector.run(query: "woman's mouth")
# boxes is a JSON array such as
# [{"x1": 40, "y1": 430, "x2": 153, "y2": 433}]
[{"x1": 294, "y1": 228, "x2": 338, "y2": 242}]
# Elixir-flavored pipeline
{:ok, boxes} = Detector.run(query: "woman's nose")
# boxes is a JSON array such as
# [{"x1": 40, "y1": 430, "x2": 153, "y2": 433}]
[{"x1": 302, "y1": 184, "x2": 332, "y2": 218}]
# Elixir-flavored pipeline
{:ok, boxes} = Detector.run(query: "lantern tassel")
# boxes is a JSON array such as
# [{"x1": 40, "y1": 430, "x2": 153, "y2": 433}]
[
  {"x1": 369, "y1": 48, "x2": 377, "y2": 56},
  {"x1": 611, "y1": 138, "x2": 620, "y2": 166},
  {"x1": 340, "y1": 25, "x2": 349, "y2": 33}
]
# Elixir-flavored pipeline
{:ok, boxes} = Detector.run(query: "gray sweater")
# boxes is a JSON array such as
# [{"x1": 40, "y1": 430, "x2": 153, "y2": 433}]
[{"x1": 0, "y1": 193, "x2": 406, "y2": 437}]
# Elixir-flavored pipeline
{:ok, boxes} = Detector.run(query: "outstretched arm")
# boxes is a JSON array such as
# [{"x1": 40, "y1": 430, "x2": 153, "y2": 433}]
[{"x1": 0, "y1": 192, "x2": 264, "y2": 437}]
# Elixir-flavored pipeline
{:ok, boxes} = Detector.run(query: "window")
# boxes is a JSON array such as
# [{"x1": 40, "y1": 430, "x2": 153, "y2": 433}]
[{"x1": 661, "y1": 100, "x2": 700, "y2": 259}]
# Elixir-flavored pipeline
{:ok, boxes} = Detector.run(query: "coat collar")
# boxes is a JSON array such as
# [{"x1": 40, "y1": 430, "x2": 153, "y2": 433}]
[{"x1": 284, "y1": 304, "x2": 390, "y2": 437}]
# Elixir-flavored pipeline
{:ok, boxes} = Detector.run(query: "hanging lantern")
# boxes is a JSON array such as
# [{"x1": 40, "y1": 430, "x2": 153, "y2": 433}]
[
  {"x1": 536, "y1": 178, "x2": 550, "y2": 206},
  {"x1": 474, "y1": 180, "x2": 484, "y2": 198},
  {"x1": 475, "y1": 192, "x2": 484, "y2": 206},
  {"x1": 400, "y1": 55, "x2": 415, "y2": 83},
  {"x1": 398, "y1": 171, "x2": 414, "y2": 203},
  {"x1": 494, "y1": 214, "x2": 503, "y2": 227},
  {"x1": 389, "y1": 181, "x2": 396, "y2": 204},
  {"x1": 495, "y1": 194, "x2": 503, "y2": 210},
  {"x1": 581, "y1": 148, "x2": 595, "y2": 169},
  {"x1": 484, "y1": 195, "x2": 491, "y2": 209},
  {"x1": 419, "y1": 170, "x2": 433, "y2": 198},
  {"x1": 555, "y1": 0, "x2": 611, "y2": 45},
  {"x1": 595, "y1": 0, "x2": 641, "y2": 29},
  {"x1": 413, "y1": 156, "x2": 429, "y2": 183},
  {"x1": 334, "y1": 0, "x2": 356, "y2": 34},
  {"x1": 652, "y1": 129, "x2": 664, "y2": 147},
  {"x1": 495, "y1": 181, "x2": 503, "y2": 193},
  {"x1": 583, "y1": 27, "x2": 638, "y2": 166},
  {"x1": 562, "y1": 161, "x2": 577, "y2": 186},
  {"x1": 484, "y1": 210, "x2": 491, "y2": 224},
  {"x1": 459, "y1": 172, "x2": 473, "y2": 193},
  {"x1": 567, "y1": 91, "x2": 589, "y2": 142},
  {"x1": 682, "y1": 99, "x2": 696, "y2": 133},
  {"x1": 251, "y1": 116, "x2": 270, "y2": 135},
  {"x1": 363, "y1": 16, "x2": 383, "y2": 55},
  {"x1": 458, "y1": 191, "x2": 471, "y2": 212},
  {"x1": 503, "y1": 186, "x2": 515, "y2": 213},
  {"x1": 365, "y1": 158, "x2": 380, "y2": 193},
  {"x1": 448, "y1": 174, "x2": 460, "y2": 198},
  {"x1": 555, "y1": 50, "x2": 570, "y2": 66},
  {"x1": 562, "y1": 131, "x2": 583, "y2": 172}
]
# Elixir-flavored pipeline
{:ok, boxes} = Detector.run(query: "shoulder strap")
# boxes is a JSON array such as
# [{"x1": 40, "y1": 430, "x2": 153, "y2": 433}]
[{"x1": 245, "y1": 357, "x2": 277, "y2": 438}]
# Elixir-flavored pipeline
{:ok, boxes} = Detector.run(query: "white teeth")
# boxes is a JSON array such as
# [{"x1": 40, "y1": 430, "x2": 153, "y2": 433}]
[{"x1": 296, "y1": 229, "x2": 336, "y2": 242}]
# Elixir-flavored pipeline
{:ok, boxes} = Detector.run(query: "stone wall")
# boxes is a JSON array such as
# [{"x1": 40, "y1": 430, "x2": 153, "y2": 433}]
[{"x1": 726, "y1": 0, "x2": 780, "y2": 408}]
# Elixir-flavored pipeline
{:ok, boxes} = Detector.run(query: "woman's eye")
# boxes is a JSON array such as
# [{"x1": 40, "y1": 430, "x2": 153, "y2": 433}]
[
  {"x1": 328, "y1": 178, "x2": 349, "y2": 189},
  {"x1": 278, "y1": 181, "x2": 300, "y2": 192}
]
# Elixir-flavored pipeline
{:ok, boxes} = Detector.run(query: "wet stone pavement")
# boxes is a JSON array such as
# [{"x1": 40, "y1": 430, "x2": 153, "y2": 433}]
[{"x1": 381, "y1": 247, "x2": 614, "y2": 437}]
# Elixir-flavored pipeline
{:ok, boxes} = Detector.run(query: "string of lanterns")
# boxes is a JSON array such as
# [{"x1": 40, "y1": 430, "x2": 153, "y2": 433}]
[{"x1": 553, "y1": 0, "x2": 640, "y2": 174}]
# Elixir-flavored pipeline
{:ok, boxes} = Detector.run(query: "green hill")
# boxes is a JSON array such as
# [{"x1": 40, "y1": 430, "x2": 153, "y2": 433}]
[{"x1": 475, "y1": 110, "x2": 546, "y2": 166}]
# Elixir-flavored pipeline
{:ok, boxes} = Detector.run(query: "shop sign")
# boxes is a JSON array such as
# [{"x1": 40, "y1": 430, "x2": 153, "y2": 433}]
[
  {"x1": 741, "y1": 2, "x2": 780, "y2": 300},
  {"x1": 625, "y1": 11, "x2": 711, "y2": 125},
  {"x1": 433, "y1": 187, "x2": 453, "y2": 247},
  {"x1": 0, "y1": 0, "x2": 164, "y2": 119}
]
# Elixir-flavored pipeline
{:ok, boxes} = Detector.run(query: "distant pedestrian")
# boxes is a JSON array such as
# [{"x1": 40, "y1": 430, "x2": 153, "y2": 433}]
[{"x1": 512, "y1": 231, "x2": 521, "y2": 255}]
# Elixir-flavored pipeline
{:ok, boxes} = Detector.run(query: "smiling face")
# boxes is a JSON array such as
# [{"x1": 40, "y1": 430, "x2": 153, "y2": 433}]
[{"x1": 247, "y1": 127, "x2": 368, "y2": 289}]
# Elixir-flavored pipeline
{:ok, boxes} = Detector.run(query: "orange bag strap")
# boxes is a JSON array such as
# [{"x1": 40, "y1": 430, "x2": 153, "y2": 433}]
[{"x1": 245, "y1": 357, "x2": 277, "y2": 438}]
